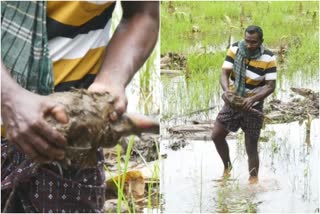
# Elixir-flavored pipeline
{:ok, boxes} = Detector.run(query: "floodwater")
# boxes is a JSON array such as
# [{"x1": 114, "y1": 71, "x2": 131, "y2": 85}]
[
  {"x1": 160, "y1": 119, "x2": 320, "y2": 213},
  {"x1": 161, "y1": 63, "x2": 319, "y2": 213}
]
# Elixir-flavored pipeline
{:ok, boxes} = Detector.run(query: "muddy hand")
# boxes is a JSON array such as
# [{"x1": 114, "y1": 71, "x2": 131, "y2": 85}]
[
  {"x1": 88, "y1": 82, "x2": 127, "y2": 121},
  {"x1": 2, "y1": 90, "x2": 68, "y2": 163},
  {"x1": 222, "y1": 91, "x2": 233, "y2": 106},
  {"x1": 111, "y1": 113, "x2": 159, "y2": 136},
  {"x1": 242, "y1": 97, "x2": 255, "y2": 111}
]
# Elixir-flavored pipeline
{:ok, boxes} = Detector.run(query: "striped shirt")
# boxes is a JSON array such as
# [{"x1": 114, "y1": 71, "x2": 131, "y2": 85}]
[
  {"x1": 1, "y1": 2, "x2": 115, "y2": 138},
  {"x1": 222, "y1": 42, "x2": 277, "y2": 96},
  {"x1": 47, "y1": 1, "x2": 116, "y2": 92}
]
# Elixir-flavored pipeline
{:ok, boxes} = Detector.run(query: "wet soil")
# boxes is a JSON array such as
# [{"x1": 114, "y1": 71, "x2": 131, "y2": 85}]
[
  {"x1": 45, "y1": 89, "x2": 161, "y2": 212},
  {"x1": 47, "y1": 89, "x2": 117, "y2": 168},
  {"x1": 46, "y1": 89, "x2": 159, "y2": 168}
]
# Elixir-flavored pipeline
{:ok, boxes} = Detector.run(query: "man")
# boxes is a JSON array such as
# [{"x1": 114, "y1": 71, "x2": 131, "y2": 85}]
[
  {"x1": 1, "y1": 1, "x2": 159, "y2": 212},
  {"x1": 211, "y1": 25, "x2": 277, "y2": 184}
]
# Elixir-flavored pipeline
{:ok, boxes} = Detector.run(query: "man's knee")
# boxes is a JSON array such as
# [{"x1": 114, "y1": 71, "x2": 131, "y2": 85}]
[
  {"x1": 211, "y1": 131, "x2": 222, "y2": 143},
  {"x1": 211, "y1": 122, "x2": 228, "y2": 143}
]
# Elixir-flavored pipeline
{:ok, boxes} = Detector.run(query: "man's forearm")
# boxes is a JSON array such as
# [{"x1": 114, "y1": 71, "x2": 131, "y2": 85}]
[
  {"x1": 250, "y1": 80, "x2": 276, "y2": 102},
  {"x1": 94, "y1": 2, "x2": 159, "y2": 88},
  {"x1": 220, "y1": 69, "x2": 231, "y2": 92},
  {"x1": 1, "y1": 63, "x2": 21, "y2": 104}
]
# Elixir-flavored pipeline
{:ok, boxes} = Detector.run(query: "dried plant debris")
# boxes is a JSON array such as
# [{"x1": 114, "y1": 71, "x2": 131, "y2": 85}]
[
  {"x1": 160, "y1": 52, "x2": 187, "y2": 70},
  {"x1": 264, "y1": 88, "x2": 319, "y2": 124},
  {"x1": 165, "y1": 88, "x2": 318, "y2": 140}
]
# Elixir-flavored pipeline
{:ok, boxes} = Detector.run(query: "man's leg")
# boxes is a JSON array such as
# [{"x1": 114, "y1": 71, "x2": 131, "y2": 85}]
[
  {"x1": 211, "y1": 121, "x2": 231, "y2": 176},
  {"x1": 244, "y1": 132, "x2": 260, "y2": 184}
]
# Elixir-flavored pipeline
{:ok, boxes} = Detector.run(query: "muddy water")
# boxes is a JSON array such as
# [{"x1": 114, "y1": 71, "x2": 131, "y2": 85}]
[
  {"x1": 161, "y1": 66, "x2": 319, "y2": 212},
  {"x1": 160, "y1": 119, "x2": 319, "y2": 213}
]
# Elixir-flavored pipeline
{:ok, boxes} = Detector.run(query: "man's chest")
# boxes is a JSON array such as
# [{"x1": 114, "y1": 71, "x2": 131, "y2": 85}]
[{"x1": 245, "y1": 58, "x2": 269, "y2": 77}]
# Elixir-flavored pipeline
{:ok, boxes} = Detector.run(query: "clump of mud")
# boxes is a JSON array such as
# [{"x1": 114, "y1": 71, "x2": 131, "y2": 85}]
[
  {"x1": 223, "y1": 91, "x2": 266, "y2": 118},
  {"x1": 47, "y1": 89, "x2": 159, "y2": 168}
]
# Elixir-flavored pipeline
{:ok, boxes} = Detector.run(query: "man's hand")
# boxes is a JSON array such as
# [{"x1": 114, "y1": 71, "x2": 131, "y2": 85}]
[
  {"x1": 222, "y1": 90, "x2": 233, "y2": 106},
  {"x1": 242, "y1": 97, "x2": 255, "y2": 111},
  {"x1": 2, "y1": 89, "x2": 68, "y2": 163},
  {"x1": 240, "y1": 80, "x2": 276, "y2": 111},
  {"x1": 88, "y1": 82, "x2": 127, "y2": 121},
  {"x1": 89, "y1": 2, "x2": 158, "y2": 121}
]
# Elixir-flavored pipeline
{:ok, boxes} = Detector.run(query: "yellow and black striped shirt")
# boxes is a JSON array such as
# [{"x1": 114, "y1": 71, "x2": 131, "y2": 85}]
[
  {"x1": 222, "y1": 42, "x2": 277, "y2": 96},
  {"x1": 47, "y1": 1, "x2": 116, "y2": 92}
]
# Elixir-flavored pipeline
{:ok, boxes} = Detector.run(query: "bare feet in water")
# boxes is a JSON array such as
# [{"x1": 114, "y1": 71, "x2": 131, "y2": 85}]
[
  {"x1": 248, "y1": 176, "x2": 259, "y2": 184},
  {"x1": 222, "y1": 169, "x2": 231, "y2": 179}
]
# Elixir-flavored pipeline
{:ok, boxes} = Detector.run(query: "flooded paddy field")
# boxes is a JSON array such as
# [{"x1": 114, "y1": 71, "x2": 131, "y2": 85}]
[
  {"x1": 161, "y1": 119, "x2": 319, "y2": 213},
  {"x1": 160, "y1": 1, "x2": 319, "y2": 213}
]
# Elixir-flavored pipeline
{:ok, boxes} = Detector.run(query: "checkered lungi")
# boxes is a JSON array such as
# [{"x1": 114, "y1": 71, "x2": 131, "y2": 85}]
[
  {"x1": 1, "y1": 141, "x2": 106, "y2": 213},
  {"x1": 216, "y1": 102, "x2": 264, "y2": 139}
]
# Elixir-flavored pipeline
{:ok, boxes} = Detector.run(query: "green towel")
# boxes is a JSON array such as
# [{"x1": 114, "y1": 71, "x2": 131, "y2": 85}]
[
  {"x1": 1, "y1": 1, "x2": 53, "y2": 95},
  {"x1": 233, "y1": 40, "x2": 264, "y2": 97}
]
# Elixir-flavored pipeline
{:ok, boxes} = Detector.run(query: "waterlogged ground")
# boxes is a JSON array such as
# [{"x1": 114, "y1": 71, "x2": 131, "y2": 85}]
[
  {"x1": 160, "y1": 2, "x2": 319, "y2": 213},
  {"x1": 160, "y1": 119, "x2": 319, "y2": 213}
]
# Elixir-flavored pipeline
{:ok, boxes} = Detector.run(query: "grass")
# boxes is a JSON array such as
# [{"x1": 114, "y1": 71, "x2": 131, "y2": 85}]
[
  {"x1": 146, "y1": 141, "x2": 160, "y2": 210},
  {"x1": 161, "y1": 2, "x2": 318, "y2": 53},
  {"x1": 103, "y1": 137, "x2": 136, "y2": 213},
  {"x1": 104, "y1": 136, "x2": 160, "y2": 213},
  {"x1": 161, "y1": 1, "x2": 319, "y2": 118},
  {"x1": 117, "y1": 136, "x2": 135, "y2": 213},
  {"x1": 162, "y1": 52, "x2": 224, "y2": 118},
  {"x1": 139, "y1": 46, "x2": 160, "y2": 115}
]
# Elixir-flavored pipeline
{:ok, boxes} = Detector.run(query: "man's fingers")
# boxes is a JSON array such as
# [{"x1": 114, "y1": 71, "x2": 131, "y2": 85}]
[
  {"x1": 110, "y1": 112, "x2": 118, "y2": 121},
  {"x1": 51, "y1": 105, "x2": 69, "y2": 124},
  {"x1": 17, "y1": 130, "x2": 65, "y2": 161},
  {"x1": 115, "y1": 99, "x2": 127, "y2": 115},
  {"x1": 87, "y1": 83, "x2": 128, "y2": 121},
  {"x1": 7, "y1": 127, "x2": 49, "y2": 162},
  {"x1": 242, "y1": 103, "x2": 248, "y2": 111},
  {"x1": 222, "y1": 95, "x2": 230, "y2": 105},
  {"x1": 39, "y1": 101, "x2": 68, "y2": 147},
  {"x1": 110, "y1": 96, "x2": 128, "y2": 121},
  {"x1": 41, "y1": 98, "x2": 69, "y2": 124},
  {"x1": 14, "y1": 138, "x2": 47, "y2": 162},
  {"x1": 243, "y1": 102, "x2": 251, "y2": 111},
  {"x1": 30, "y1": 135, "x2": 65, "y2": 160},
  {"x1": 36, "y1": 120, "x2": 67, "y2": 148}
]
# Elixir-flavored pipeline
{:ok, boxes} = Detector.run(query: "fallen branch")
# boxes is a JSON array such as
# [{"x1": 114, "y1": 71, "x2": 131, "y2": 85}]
[
  {"x1": 166, "y1": 106, "x2": 217, "y2": 121},
  {"x1": 160, "y1": 69, "x2": 184, "y2": 76}
]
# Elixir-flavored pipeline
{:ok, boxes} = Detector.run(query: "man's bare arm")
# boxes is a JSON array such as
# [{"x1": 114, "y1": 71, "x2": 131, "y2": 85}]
[
  {"x1": 220, "y1": 68, "x2": 232, "y2": 92},
  {"x1": 220, "y1": 68, "x2": 233, "y2": 105},
  {"x1": 1, "y1": 62, "x2": 68, "y2": 162},
  {"x1": 89, "y1": 1, "x2": 159, "y2": 119},
  {"x1": 242, "y1": 80, "x2": 276, "y2": 111}
]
